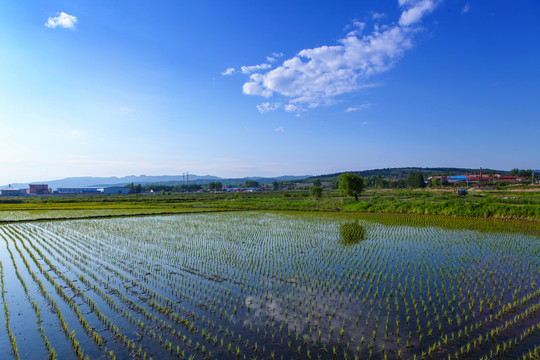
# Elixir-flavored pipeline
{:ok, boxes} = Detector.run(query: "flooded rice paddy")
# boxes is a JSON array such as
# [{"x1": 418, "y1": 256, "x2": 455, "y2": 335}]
[{"x1": 0, "y1": 211, "x2": 539, "y2": 359}]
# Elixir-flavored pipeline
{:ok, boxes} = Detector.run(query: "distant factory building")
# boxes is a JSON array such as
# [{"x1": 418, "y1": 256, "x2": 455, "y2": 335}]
[
  {"x1": 56, "y1": 187, "x2": 103, "y2": 195},
  {"x1": 103, "y1": 186, "x2": 130, "y2": 195},
  {"x1": 29, "y1": 184, "x2": 50, "y2": 195},
  {"x1": 0, "y1": 187, "x2": 26, "y2": 196},
  {"x1": 447, "y1": 176, "x2": 468, "y2": 183}
]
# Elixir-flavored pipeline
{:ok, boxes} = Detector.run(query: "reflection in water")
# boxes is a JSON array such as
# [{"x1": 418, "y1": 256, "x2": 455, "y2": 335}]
[{"x1": 339, "y1": 221, "x2": 365, "y2": 245}]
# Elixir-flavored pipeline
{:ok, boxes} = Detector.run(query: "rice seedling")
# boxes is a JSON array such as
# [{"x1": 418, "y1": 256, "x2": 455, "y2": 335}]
[{"x1": 0, "y1": 211, "x2": 537, "y2": 359}]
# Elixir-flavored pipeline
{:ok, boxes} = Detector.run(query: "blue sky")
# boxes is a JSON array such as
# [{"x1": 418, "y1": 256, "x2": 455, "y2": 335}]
[{"x1": 0, "y1": 1, "x2": 538, "y2": 184}]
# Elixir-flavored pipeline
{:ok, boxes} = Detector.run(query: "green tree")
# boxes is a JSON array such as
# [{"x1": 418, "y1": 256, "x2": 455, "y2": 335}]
[
  {"x1": 208, "y1": 181, "x2": 223, "y2": 191},
  {"x1": 518, "y1": 169, "x2": 532, "y2": 180},
  {"x1": 338, "y1": 173, "x2": 365, "y2": 201},
  {"x1": 311, "y1": 185, "x2": 323, "y2": 198},
  {"x1": 313, "y1": 179, "x2": 322, "y2": 187},
  {"x1": 244, "y1": 180, "x2": 259, "y2": 188},
  {"x1": 407, "y1": 171, "x2": 425, "y2": 188},
  {"x1": 272, "y1": 181, "x2": 280, "y2": 191},
  {"x1": 431, "y1": 177, "x2": 441, "y2": 187},
  {"x1": 368, "y1": 175, "x2": 384, "y2": 188}
]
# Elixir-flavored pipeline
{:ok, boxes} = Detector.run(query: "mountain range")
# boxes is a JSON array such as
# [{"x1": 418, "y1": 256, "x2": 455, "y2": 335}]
[
  {"x1": 3, "y1": 167, "x2": 537, "y2": 190},
  {"x1": 3, "y1": 174, "x2": 311, "y2": 190}
]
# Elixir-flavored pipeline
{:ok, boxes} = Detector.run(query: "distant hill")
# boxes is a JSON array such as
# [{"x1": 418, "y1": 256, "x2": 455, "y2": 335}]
[
  {"x1": 297, "y1": 167, "x2": 510, "y2": 184},
  {"x1": 4, "y1": 174, "x2": 311, "y2": 190}
]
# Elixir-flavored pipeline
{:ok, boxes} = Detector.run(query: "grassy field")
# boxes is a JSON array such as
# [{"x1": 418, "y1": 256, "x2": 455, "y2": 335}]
[{"x1": 0, "y1": 186, "x2": 539, "y2": 223}]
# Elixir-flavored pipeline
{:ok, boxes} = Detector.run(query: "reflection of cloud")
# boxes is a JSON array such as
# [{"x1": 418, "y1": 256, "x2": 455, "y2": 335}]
[{"x1": 244, "y1": 288, "x2": 370, "y2": 345}]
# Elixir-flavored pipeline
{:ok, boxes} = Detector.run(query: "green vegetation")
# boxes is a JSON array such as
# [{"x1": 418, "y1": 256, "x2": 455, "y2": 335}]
[
  {"x1": 0, "y1": 186, "x2": 539, "y2": 223},
  {"x1": 339, "y1": 220, "x2": 366, "y2": 245},
  {"x1": 338, "y1": 172, "x2": 365, "y2": 201},
  {"x1": 406, "y1": 171, "x2": 426, "y2": 188},
  {"x1": 310, "y1": 185, "x2": 323, "y2": 198}
]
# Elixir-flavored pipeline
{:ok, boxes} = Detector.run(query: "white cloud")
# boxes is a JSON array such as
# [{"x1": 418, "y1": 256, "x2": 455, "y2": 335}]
[
  {"x1": 221, "y1": 67, "x2": 235, "y2": 76},
  {"x1": 372, "y1": 12, "x2": 387, "y2": 20},
  {"x1": 71, "y1": 130, "x2": 82, "y2": 139},
  {"x1": 274, "y1": 126, "x2": 285, "y2": 133},
  {"x1": 45, "y1": 12, "x2": 78, "y2": 30},
  {"x1": 284, "y1": 104, "x2": 298, "y2": 112},
  {"x1": 242, "y1": 26, "x2": 413, "y2": 109},
  {"x1": 256, "y1": 102, "x2": 281, "y2": 113},
  {"x1": 238, "y1": 1, "x2": 439, "y2": 112},
  {"x1": 266, "y1": 52, "x2": 284, "y2": 63},
  {"x1": 461, "y1": 3, "x2": 470, "y2": 14},
  {"x1": 240, "y1": 63, "x2": 272, "y2": 74},
  {"x1": 399, "y1": 0, "x2": 438, "y2": 27},
  {"x1": 346, "y1": 103, "x2": 373, "y2": 112}
]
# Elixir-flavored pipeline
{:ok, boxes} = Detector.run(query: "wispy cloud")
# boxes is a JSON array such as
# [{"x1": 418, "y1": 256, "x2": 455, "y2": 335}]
[
  {"x1": 461, "y1": 3, "x2": 470, "y2": 14},
  {"x1": 371, "y1": 12, "x2": 387, "y2": 20},
  {"x1": 240, "y1": 63, "x2": 272, "y2": 74},
  {"x1": 274, "y1": 126, "x2": 285, "y2": 133},
  {"x1": 256, "y1": 102, "x2": 281, "y2": 113},
  {"x1": 266, "y1": 52, "x2": 284, "y2": 63},
  {"x1": 221, "y1": 67, "x2": 235, "y2": 76},
  {"x1": 45, "y1": 12, "x2": 78, "y2": 30},
  {"x1": 346, "y1": 103, "x2": 373, "y2": 112},
  {"x1": 71, "y1": 130, "x2": 82, "y2": 139},
  {"x1": 399, "y1": 0, "x2": 438, "y2": 26},
  {"x1": 237, "y1": 0, "x2": 440, "y2": 113}
]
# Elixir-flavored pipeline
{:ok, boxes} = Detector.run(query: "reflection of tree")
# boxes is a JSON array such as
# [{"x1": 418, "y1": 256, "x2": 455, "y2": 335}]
[{"x1": 339, "y1": 221, "x2": 365, "y2": 245}]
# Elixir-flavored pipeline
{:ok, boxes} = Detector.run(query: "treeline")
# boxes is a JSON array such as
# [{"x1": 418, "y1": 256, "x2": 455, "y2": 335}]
[
  {"x1": 125, "y1": 180, "x2": 263, "y2": 194},
  {"x1": 301, "y1": 167, "x2": 497, "y2": 183},
  {"x1": 126, "y1": 183, "x2": 202, "y2": 194}
]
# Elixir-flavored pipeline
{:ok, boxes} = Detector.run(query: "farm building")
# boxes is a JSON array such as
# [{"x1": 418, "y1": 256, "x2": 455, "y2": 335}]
[
  {"x1": 103, "y1": 186, "x2": 130, "y2": 195},
  {"x1": 0, "y1": 187, "x2": 26, "y2": 196},
  {"x1": 56, "y1": 187, "x2": 103, "y2": 195},
  {"x1": 496, "y1": 175, "x2": 522, "y2": 182},
  {"x1": 466, "y1": 175, "x2": 492, "y2": 182},
  {"x1": 447, "y1": 176, "x2": 468, "y2": 183},
  {"x1": 29, "y1": 184, "x2": 50, "y2": 195}
]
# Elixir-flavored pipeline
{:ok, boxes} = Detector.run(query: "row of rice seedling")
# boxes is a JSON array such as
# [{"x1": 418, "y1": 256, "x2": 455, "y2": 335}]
[
  {"x1": 24, "y1": 222, "x2": 248, "y2": 359},
  {"x1": 0, "y1": 226, "x2": 103, "y2": 360},
  {"x1": 3, "y1": 224, "x2": 166, "y2": 360},
  {"x1": 1, "y1": 260, "x2": 19, "y2": 360},
  {"x1": 43, "y1": 212, "x2": 540, "y2": 358},
  {"x1": 0, "y1": 211, "x2": 538, "y2": 359},
  {"x1": 0, "y1": 229, "x2": 55, "y2": 359}
]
